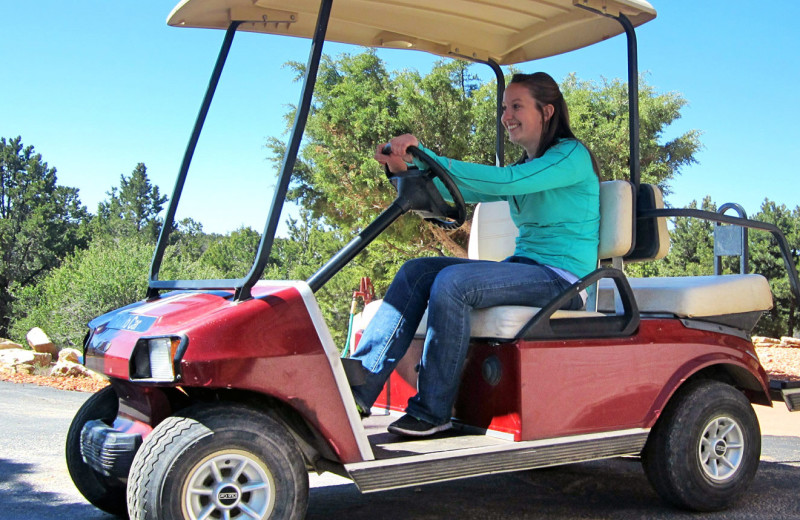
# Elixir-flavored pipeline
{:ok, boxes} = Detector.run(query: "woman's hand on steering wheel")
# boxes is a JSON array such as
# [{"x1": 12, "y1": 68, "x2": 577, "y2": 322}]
[
  {"x1": 374, "y1": 134, "x2": 419, "y2": 172},
  {"x1": 375, "y1": 135, "x2": 466, "y2": 230}
]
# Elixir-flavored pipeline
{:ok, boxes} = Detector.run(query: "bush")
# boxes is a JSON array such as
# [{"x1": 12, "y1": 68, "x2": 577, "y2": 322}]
[{"x1": 8, "y1": 235, "x2": 220, "y2": 350}]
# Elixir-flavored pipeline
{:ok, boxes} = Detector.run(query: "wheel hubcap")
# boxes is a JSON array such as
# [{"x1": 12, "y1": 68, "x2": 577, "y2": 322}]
[
  {"x1": 183, "y1": 450, "x2": 275, "y2": 519},
  {"x1": 698, "y1": 416, "x2": 744, "y2": 482}
]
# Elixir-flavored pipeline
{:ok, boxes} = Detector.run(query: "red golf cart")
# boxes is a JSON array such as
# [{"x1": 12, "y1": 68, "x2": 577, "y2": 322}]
[{"x1": 66, "y1": 1, "x2": 800, "y2": 519}]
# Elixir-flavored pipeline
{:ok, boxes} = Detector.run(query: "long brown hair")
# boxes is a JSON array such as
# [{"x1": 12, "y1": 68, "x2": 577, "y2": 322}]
[{"x1": 509, "y1": 72, "x2": 600, "y2": 178}]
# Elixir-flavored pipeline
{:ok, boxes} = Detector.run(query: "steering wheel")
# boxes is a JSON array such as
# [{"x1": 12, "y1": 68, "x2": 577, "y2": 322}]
[{"x1": 383, "y1": 145, "x2": 467, "y2": 230}]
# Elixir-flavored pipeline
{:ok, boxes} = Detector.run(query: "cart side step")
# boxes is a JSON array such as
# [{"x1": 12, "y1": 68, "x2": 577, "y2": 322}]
[
  {"x1": 770, "y1": 380, "x2": 800, "y2": 412},
  {"x1": 345, "y1": 428, "x2": 649, "y2": 493}
]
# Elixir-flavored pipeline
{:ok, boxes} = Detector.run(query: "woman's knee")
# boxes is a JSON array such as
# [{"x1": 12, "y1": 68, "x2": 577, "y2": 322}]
[
  {"x1": 430, "y1": 265, "x2": 469, "y2": 303},
  {"x1": 396, "y1": 257, "x2": 446, "y2": 283}
]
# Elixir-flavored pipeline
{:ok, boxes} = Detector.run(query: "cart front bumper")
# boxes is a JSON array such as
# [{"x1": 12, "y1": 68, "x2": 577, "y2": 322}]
[{"x1": 80, "y1": 419, "x2": 142, "y2": 478}]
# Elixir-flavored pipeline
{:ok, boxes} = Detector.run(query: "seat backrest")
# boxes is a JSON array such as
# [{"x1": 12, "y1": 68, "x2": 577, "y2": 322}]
[
  {"x1": 467, "y1": 180, "x2": 637, "y2": 262},
  {"x1": 625, "y1": 183, "x2": 670, "y2": 261}
]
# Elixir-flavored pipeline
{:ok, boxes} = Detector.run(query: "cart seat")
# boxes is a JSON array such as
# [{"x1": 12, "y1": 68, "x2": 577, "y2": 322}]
[
  {"x1": 352, "y1": 181, "x2": 632, "y2": 342},
  {"x1": 352, "y1": 181, "x2": 773, "y2": 344},
  {"x1": 597, "y1": 275, "x2": 773, "y2": 322}
]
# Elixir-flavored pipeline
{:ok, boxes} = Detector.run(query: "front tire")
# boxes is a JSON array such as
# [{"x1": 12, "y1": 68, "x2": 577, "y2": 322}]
[
  {"x1": 127, "y1": 404, "x2": 308, "y2": 520},
  {"x1": 642, "y1": 379, "x2": 761, "y2": 511},
  {"x1": 65, "y1": 385, "x2": 128, "y2": 517}
]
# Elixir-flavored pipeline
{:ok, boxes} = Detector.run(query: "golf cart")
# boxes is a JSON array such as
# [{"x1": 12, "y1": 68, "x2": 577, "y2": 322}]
[{"x1": 67, "y1": 1, "x2": 800, "y2": 519}]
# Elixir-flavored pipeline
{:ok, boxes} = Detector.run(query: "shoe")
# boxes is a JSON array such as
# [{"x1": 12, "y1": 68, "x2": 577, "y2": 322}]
[
  {"x1": 355, "y1": 402, "x2": 371, "y2": 419},
  {"x1": 351, "y1": 391, "x2": 371, "y2": 418},
  {"x1": 387, "y1": 414, "x2": 452, "y2": 437}
]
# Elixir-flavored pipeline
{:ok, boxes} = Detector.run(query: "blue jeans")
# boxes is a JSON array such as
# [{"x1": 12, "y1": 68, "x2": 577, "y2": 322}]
[{"x1": 350, "y1": 256, "x2": 582, "y2": 425}]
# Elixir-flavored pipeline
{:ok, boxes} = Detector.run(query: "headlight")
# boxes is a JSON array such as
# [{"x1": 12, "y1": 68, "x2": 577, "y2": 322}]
[{"x1": 130, "y1": 336, "x2": 186, "y2": 382}]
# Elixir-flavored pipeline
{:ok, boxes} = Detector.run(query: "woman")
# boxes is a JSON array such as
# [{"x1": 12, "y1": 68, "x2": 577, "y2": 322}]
[{"x1": 351, "y1": 72, "x2": 600, "y2": 437}]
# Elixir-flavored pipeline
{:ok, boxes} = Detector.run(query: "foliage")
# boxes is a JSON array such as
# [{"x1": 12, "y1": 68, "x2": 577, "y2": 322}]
[
  {"x1": 199, "y1": 226, "x2": 261, "y2": 279},
  {"x1": 0, "y1": 136, "x2": 90, "y2": 336},
  {"x1": 8, "y1": 234, "x2": 220, "y2": 349},
  {"x1": 562, "y1": 74, "x2": 702, "y2": 193},
  {"x1": 93, "y1": 163, "x2": 167, "y2": 240},
  {"x1": 748, "y1": 201, "x2": 800, "y2": 337}
]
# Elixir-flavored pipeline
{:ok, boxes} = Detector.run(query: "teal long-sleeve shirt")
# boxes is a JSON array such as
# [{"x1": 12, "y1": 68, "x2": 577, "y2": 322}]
[{"x1": 415, "y1": 139, "x2": 600, "y2": 279}]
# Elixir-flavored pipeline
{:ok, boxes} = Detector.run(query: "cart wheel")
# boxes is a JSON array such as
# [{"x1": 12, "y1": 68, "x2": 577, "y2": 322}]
[
  {"x1": 127, "y1": 404, "x2": 308, "y2": 520},
  {"x1": 642, "y1": 379, "x2": 760, "y2": 511},
  {"x1": 65, "y1": 385, "x2": 128, "y2": 517}
]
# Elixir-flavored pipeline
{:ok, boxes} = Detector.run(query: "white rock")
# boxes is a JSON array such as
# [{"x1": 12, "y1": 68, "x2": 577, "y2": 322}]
[
  {"x1": 58, "y1": 348, "x2": 82, "y2": 363},
  {"x1": 50, "y1": 359, "x2": 107, "y2": 381},
  {"x1": 0, "y1": 338, "x2": 23, "y2": 350},
  {"x1": 26, "y1": 327, "x2": 58, "y2": 357},
  {"x1": 0, "y1": 348, "x2": 36, "y2": 367}
]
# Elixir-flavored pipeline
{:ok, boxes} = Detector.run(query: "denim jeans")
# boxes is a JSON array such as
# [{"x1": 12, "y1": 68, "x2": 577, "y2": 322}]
[{"x1": 350, "y1": 256, "x2": 583, "y2": 425}]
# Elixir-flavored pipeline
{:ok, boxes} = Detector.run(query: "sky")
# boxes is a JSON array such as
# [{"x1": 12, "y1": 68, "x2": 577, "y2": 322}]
[{"x1": 2, "y1": 1, "x2": 799, "y2": 236}]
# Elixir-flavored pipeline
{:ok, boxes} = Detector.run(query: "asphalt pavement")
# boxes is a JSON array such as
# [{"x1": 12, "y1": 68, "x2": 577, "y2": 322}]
[{"x1": 1, "y1": 380, "x2": 798, "y2": 519}]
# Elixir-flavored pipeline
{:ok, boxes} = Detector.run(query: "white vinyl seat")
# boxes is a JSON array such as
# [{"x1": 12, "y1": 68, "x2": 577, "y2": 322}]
[
  {"x1": 353, "y1": 181, "x2": 632, "y2": 343},
  {"x1": 352, "y1": 181, "x2": 773, "y2": 345}
]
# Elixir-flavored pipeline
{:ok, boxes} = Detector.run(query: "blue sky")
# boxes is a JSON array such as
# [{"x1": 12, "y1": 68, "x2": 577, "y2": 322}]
[{"x1": 2, "y1": 1, "x2": 798, "y2": 235}]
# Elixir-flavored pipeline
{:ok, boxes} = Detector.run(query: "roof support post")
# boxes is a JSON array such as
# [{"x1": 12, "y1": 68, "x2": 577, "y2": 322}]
[
  {"x1": 616, "y1": 13, "x2": 641, "y2": 190},
  {"x1": 236, "y1": 0, "x2": 334, "y2": 300},
  {"x1": 148, "y1": 21, "x2": 241, "y2": 298},
  {"x1": 486, "y1": 59, "x2": 506, "y2": 167}
]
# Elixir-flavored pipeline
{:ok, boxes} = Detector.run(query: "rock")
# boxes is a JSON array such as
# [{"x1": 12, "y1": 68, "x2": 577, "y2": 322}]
[
  {"x1": 58, "y1": 348, "x2": 82, "y2": 363},
  {"x1": 0, "y1": 348, "x2": 36, "y2": 368},
  {"x1": 32, "y1": 352, "x2": 52, "y2": 367},
  {"x1": 780, "y1": 336, "x2": 800, "y2": 348},
  {"x1": 0, "y1": 338, "x2": 23, "y2": 350},
  {"x1": 26, "y1": 328, "x2": 58, "y2": 357},
  {"x1": 753, "y1": 336, "x2": 781, "y2": 345},
  {"x1": 50, "y1": 359, "x2": 106, "y2": 381},
  {"x1": 14, "y1": 364, "x2": 35, "y2": 375}
]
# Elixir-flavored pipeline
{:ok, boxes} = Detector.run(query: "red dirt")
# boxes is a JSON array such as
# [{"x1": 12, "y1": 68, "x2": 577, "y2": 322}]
[{"x1": 0, "y1": 371, "x2": 109, "y2": 393}]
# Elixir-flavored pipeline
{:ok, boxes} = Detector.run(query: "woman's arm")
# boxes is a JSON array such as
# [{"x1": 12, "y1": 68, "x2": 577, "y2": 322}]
[{"x1": 416, "y1": 139, "x2": 593, "y2": 197}]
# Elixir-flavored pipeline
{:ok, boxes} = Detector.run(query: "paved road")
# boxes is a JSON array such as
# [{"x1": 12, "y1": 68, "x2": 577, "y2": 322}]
[{"x1": 1, "y1": 380, "x2": 798, "y2": 519}]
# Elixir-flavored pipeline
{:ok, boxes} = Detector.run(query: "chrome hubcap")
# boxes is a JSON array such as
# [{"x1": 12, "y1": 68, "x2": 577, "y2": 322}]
[
  {"x1": 183, "y1": 450, "x2": 275, "y2": 519},
  {"x1": 698, "y1": 416, "x2": 744, "y2": 482}
]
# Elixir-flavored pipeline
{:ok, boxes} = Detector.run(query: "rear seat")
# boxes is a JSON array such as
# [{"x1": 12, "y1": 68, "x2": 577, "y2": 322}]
[{"x1": 352, "y1": 181, "x2": 773, "y2": 344}]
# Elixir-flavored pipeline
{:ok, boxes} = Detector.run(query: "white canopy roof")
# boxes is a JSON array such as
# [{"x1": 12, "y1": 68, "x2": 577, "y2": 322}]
[{"x1": 168, "y1": 0, "x2": 656, "y2": 65}]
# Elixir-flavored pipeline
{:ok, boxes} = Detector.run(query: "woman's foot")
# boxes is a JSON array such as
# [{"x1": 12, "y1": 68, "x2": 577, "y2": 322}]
[{"x1": 387, "y1": 414, "x2": 452, "y2": 437}]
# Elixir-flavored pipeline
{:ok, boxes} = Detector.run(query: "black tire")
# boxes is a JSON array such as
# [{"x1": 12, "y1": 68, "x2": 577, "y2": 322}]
[
  {"x1": 127, "y1": 404, "x2": 308, "y2": 520},
  {"x1": 641, "y1": 379, "x2": 761, "y2": 511},
  {"x1": 65, "y1": 385, "x2": 128, "y2": 517}
]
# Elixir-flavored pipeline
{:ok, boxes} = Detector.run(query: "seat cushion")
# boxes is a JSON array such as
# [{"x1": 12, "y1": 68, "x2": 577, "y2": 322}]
[
  {"x1": 351, "y1": 300, "x2": 603, "y2": 346},
  {"x1": 598, "y1": 274, "x2": 773, "y2": 317}
]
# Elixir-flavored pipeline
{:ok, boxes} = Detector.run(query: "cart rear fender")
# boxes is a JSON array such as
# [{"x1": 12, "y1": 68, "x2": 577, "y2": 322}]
[{"x1": 648, "y1": 357, "x2": 771, "y2": 429}]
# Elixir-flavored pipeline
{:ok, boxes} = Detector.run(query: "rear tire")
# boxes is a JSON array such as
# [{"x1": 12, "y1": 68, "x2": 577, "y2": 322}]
[
  {"x1": 65, "y1": 385, "x2": 128, "y2": 517},
  {"x1": 642, "y1": 379, "x2": 760, "y2": 511},
  {"x1": 127, "y1": 404, "x2": 308, "y2": 520}
]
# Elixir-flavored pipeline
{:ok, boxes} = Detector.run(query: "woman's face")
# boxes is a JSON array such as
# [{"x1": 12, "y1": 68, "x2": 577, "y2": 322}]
[{"x1": 501, "y1": 82, "x2": 553, "y2": 157}]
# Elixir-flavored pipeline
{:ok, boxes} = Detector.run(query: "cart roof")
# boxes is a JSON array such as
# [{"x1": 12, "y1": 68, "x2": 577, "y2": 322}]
[{"x1": 168, "y1": 0, "x2": 655, "y2": 65}]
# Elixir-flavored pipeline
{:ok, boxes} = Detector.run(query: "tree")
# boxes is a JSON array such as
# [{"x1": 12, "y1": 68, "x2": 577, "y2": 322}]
[
  {"x1": 748, "y1": 200, "x2": 800, "y2": 337},
  {"x1": 8, "y1": 233, "x2": 221, "y2": 348},
  {"x1": 0, "y1": 136, "x2": 89, "y2": 335},
  {"x1": 199, "y1": 226, "x2": 262, "y2": 279},
  {"x1": 561, "y1": 74, "x2": 702, "y2": 194},
  {"x1": 94, "y1": 163, "x2": 167, "y2": 240},
  {"x1": 269, "y1": 52, "x2": 701, "y2": 276}
]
